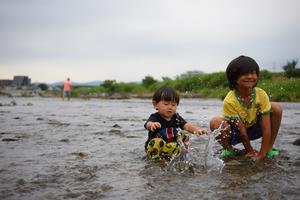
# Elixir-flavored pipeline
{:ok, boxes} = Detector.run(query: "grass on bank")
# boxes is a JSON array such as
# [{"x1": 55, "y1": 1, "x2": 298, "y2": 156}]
[{"x1": 70, "y1": 71, "x2": 300, "y2": 102}]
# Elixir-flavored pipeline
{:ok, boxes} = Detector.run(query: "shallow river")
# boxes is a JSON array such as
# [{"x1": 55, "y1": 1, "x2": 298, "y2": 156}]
[{"x1": 0, "y1": 97, "x2": 299, "y2": 200}]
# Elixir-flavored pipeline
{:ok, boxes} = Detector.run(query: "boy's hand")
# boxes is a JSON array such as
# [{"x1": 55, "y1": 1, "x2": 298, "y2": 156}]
[
  {"x1": 147, "y1": 122, "x2": 161, "y2": 132},
  {"x1": 194, "y1": 128, "x2": 208, "y2": 136}
]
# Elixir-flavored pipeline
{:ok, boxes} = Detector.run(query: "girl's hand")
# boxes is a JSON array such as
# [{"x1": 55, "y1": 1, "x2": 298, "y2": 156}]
[
  {"x1": 148, "y1": 122, "x2": 161, "y2": 132},
  {"x1": 245, "y1": 150, "x2": 258, "y2": 158},
  {"x1": 251, "y1": 152, "x2": 267, "y2": 160},
  {"x1": 194, "y1": 128, "x2": 208, "y2": 136}
]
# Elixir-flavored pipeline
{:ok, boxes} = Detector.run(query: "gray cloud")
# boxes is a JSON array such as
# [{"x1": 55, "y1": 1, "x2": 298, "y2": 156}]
[{"x1": 1, "y1": 0, "x2": 300, "y2": 82}]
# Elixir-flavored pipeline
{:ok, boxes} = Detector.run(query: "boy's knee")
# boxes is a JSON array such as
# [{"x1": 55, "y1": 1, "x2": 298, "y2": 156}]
[
  {"x1": 271, "y1": 102, "x2": 283, "y2": 117},
  {"x1": 209, "y1": 116, "x2": 223, "y2": 131}
]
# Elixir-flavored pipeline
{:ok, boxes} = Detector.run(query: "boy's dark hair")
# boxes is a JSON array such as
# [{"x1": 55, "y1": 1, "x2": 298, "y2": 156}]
[
  {"x1": 226, "y1": 55, "x2": 260, "y2": 89},
  {"x1": 152, "y1": 86, "x2": 180, "y2": 105}
]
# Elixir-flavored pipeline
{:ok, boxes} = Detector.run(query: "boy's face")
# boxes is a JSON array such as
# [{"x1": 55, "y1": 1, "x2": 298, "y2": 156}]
[
  {"x1": 236, "y1": 70, "x2": 258, "y2": 89},
  {"x1": 153, "y1": 100, "x2": 177, "y2": 120}
]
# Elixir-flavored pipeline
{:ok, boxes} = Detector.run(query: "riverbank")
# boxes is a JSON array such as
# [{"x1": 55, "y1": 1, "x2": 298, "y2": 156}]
[
  {"x1": 69, "y1": 72, "x2": 300, "y2": 102},
  {"x1": 1, "y1": 72, "x2": 300, "y2": 102},
  {"x1": 1, "y1": 87, "x2": 300, "y2": 102}
]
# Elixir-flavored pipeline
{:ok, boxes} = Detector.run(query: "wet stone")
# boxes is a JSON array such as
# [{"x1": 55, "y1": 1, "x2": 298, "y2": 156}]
[
  {"x1": 2, "y1": 138, "x2": 19, "y2": 142},
  {"x1": 15, "y1": 133, "x2": 30, "y2": 139},
  {"x1": 16, "y1": 179, "x2": 26, "y2": 185},
  {"x1": 109, "y1": 129, "x2": 121, "y2": 134},
  {"x1": 292, "y1": 138, "x2": 300, "y2": 146},
  {"x1": 95, "y1": 184, "x2": 113, "y2": 193},
  {"x1": 78, "y1": 124, "x2": 89, "y2": 127},
  {"x1": 48, "y1": 119, "x2": 62, "y2": 124},
  {"x1": 78, "y1": 168, "x2": 97, "y2": 180},
  {"x1": 79, "y1": 172, "x2": 92, "y2": 180},
  {"x1": 48, "y1": 119, "x2": 70, "y2": 126},
  {"x1": 79, "y1": 150, "x2": 91, "y2": 157},
  {"x1": 94, "y1": 131, "x2": 105, "y2": 135},
  {"x1": 112, "y1": 124, "x2": 121, "y2": 128},
  {"x1": 60, "y1": 139, "x2": 70, "y2": 143},
  {"x1": 63, "y1": 192, "x2": 82, "y2": 198}
]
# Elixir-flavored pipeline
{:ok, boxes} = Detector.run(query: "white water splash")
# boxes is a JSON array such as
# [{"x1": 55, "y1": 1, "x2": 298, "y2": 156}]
[
  {"x1": 165, "y1": 130, "x2": 194, "y2": 173},
  {"x1": 202, "y1": 122, "x2": 228, "y2": 173},
  {"x1": 165, "y1": 123, "x2": 229, "y2": 173}
]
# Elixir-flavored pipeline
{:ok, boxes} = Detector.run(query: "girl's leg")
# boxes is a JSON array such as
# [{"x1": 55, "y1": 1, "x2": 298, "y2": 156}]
[
  {"x1": 270, "y1": 102, "x2": 283, "y2": 148},
  {"x1": 210, "y1": 117, "x2": 235, "y2": 151}
]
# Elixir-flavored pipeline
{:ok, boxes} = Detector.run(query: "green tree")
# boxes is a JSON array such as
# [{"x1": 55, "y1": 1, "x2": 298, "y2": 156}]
[
  {"x1": 283, "y1": 59, "x2": 300, "y2": 78},
  {"x1": 101, "y1": 80, "x2": 116, "y2": 93},
  {"x1": 38, "y1": 83, "x2": 48, "y2": 91},
  {"x1": 142, "y1": 75, "x2": 157, "y2": 88}
]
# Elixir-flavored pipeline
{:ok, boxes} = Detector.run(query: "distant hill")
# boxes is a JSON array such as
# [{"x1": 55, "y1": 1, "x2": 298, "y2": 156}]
[{"x1": 50, "y1": 80, "x2": 102, "y2": 87}]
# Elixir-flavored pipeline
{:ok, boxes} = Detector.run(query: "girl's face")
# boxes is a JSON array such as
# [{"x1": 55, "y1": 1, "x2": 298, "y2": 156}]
[
  {"x1": 154, "y1": 100, "x2": 177, "y2": 120},
  {"x1": 236, "y1": 71, "x2": 258, "y2": 89}
]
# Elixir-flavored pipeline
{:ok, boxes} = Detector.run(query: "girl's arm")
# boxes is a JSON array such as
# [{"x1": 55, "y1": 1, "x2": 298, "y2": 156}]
[
  {"x1": 255, "y1": 114, "x2": 271, "y2": 159},
  {"x1": 236, "y1": 120, "x2": 256, "y2": 156},
  {"x1": 183, "y1": 122, "x2": 207, "y2": 136}
]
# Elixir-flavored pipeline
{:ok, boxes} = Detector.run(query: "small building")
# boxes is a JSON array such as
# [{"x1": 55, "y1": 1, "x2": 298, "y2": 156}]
[
  {"x1": 180, "y1": 70, "x2": 204, "y2": 78},
  {"x1": 13, "y1": 76, "x2": 31, "y2": 87},
  {"x1": 0, "y1": 75, "x2": 31, "y2": 87},
  {"x1": 0, "y1": 79, "x2": 13, "y2": 87}
]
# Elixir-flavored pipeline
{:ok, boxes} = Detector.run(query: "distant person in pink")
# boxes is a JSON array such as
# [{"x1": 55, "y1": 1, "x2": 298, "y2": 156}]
[{"x1": 63, "y1": 78, "x2": 72, "y2": 100}]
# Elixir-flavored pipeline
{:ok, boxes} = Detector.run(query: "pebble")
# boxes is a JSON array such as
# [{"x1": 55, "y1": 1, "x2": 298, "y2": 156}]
[
  {"x1": 79, "y1": 150, "x2": 91, "y2": 157},
  {"x1": 292, "y1": 138, "x2": 300, "y2": 146},
  {"x1": 95, "y1": 184, "x2": 112, "y2": 193},
  {"x1": 109, "y1": 129, "x2": 121, "y2": 134},
  {"x1": 112, "y1": 124, "x2": 121, "y2": 128},
  {"x1": 48, "y1": 119, "x2": 70, "y2": 126}
]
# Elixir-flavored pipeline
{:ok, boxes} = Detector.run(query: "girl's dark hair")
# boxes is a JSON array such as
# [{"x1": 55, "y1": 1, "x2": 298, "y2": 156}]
[
  {"x1": 226, "y1": 55, "x2": 260, "y2": 89},
  {"x1": 152, "y1": 86, "x2": 180, "y2": 105}
]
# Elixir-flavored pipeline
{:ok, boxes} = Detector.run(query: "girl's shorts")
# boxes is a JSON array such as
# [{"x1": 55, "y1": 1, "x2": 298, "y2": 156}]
[{"x1": 229, "y1": 122, "x2": 262, "y2": 146}]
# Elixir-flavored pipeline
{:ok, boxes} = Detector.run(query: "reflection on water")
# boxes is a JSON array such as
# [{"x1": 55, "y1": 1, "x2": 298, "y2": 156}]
[{"x1": 0, "y1": 97, "x2": 299, "y2": 199}]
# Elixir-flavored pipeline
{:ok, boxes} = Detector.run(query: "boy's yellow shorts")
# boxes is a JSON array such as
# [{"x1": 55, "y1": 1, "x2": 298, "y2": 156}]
[{"x1": 146, "y1": 138, "x2": 180, "y2": 159}]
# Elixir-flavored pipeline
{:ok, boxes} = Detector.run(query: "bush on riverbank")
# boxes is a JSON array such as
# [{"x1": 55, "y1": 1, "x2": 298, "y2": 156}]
[{"x1": 70, "y1": 71, "x2": 300, "y2": 102}]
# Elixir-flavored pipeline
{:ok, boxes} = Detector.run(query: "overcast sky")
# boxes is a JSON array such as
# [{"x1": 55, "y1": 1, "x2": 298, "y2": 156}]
[{"x1": 0, "y1": 0, "x2": 299, "y2": 83}]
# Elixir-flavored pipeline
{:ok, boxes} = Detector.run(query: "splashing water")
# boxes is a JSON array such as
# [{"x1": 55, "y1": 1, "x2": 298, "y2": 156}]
[
  {"x1": 203, "y1": 130, "x2": 224, "y2": 172},
  {"x1": 202, "y1": 122, "x2": 228, "y2": 173},
  {"x1": 165, "y1": 130, "x2": 194, "y2": 173},
  {"x1": 165, "y1": 153, "x2": 194, "y2": 173},
  {"x1": 164, "y1": 121, "x2": 232, "y2": 173}
]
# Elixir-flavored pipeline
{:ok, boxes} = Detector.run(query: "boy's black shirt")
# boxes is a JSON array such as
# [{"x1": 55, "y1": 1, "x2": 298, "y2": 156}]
[{"x1": 144, "y1": 112, "x2": 187, "y2": 149}]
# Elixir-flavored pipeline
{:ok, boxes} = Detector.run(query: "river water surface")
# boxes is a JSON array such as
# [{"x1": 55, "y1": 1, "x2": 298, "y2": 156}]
[{"x1": 0, "y1": 97, "x2": 299, "y2": 200}]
